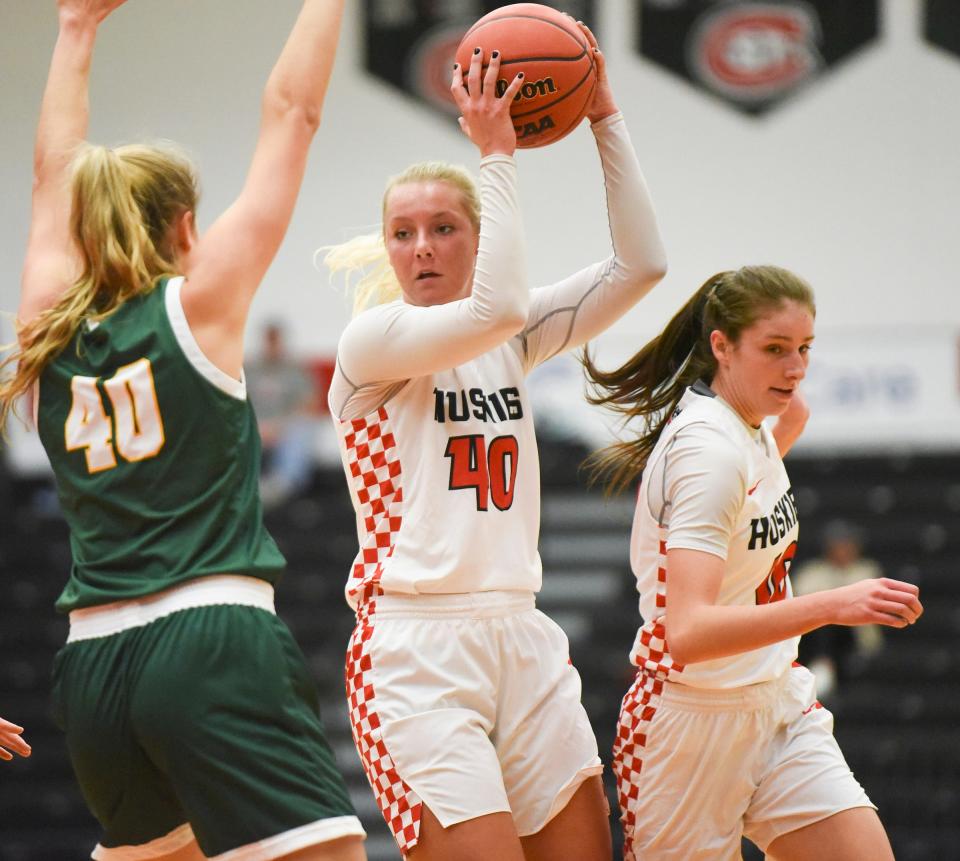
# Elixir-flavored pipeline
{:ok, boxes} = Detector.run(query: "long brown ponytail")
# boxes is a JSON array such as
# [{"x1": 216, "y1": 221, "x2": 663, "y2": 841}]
[
  {"x1": 582, "y1": 265, "x2": 815, "y2": 494},
  {"x1": 0, "y1": 142, "x2": 198, "y2": 431}
]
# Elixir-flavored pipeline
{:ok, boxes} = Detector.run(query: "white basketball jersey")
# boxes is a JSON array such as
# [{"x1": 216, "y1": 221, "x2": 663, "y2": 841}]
[
  {"x1": 329, "y1": 114, "x2": 667, "y2": 609},
  {"x1": 334, "y1": 342, "x2": 541, "y2": 607},
  {"x1": 629, "y1": 382, "x2": 800, "y2": 688}
]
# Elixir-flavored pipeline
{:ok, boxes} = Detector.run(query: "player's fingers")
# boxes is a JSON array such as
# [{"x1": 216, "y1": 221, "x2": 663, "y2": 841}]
[
  {"x1": 466, "y1": 46, "x2": 483, "y2": 97},
  {"x1": 591, "y1": 46, "x2": 607, "y2": 79},
  {"x1": 898, "y1": 596, "x2": 923, "y2": 621},
  {"x1": 0, "y1": 720, "x2": 30, "y2": 754},
  {"x1": 0, "y1": 747, "x2": 12, "y2": 762},
  {"x1": 450, "y1": 64, "x2": 469, "y2": 110},
  {"x1": 879, "y1": 588, "x2": 923, "y2": 619},
  {"x1": 4, "y1": 739, "x2": 30, "y2": 757},
  {"x1": 873, "y1": 600, "x2": 915, "y2": 625},
  {"x1": 882, "y1": 578, "x2": 920, "y2": 596},
  {"x1": 500, "y1": 71, "x2": 525, "y2": 103},
  {"x1": 482, "y1": 50, "x2": 502, "y2": 98},
  {"x1": 576, "y1": 19, "x2": 600, "y2": 51}
]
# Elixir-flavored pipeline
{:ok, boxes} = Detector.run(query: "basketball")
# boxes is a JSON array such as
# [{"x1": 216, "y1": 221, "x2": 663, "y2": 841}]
[{"x1": 454, "y1": 4, "x2": 597, "y2": 149}]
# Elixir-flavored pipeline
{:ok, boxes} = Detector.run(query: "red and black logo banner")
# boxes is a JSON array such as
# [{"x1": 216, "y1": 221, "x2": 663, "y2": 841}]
[
  {"x1": 925, "y1": 0, "x2": 960, "y2": 60},
  {"x1": 363, "y1": 1, "x2": 597, "y2": 118},
  {"x1": 637, "y1": 1, "x2": 879, "y2": 116}
]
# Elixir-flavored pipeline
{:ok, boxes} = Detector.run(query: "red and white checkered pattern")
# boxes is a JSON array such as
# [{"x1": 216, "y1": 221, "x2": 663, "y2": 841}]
[
  {"x1": 341, "y1": 408, "x2": 422, "y2": 856},
  {"x1": 630, "y1": 538, "x2": 685, "y2": 679},
  {"x1": 342, "y1": 408, "x2": 403, "y2": 607},
  {"x1": 616, "y1": 533, "x2": 683, "y2": 860},
  {"x1": 345, "y1": 606, "x2": 422, "y2": 856},
  {"x1": 612, "y1": 668, "x2": 664, "y2": 861}
]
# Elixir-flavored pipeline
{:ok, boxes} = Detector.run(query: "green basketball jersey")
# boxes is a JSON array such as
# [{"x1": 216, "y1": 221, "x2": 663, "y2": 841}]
[{"x1": 37, "y1": 277, "x2": 286, "y2": 613}]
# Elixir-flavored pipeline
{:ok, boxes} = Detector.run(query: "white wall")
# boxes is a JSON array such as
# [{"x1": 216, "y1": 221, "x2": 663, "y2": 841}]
[{"x1": 1, "y1": 0, "x2": 958, "y2": 355}]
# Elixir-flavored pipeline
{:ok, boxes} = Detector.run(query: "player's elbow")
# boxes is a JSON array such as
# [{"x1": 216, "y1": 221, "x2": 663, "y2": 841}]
[
  {"x1": 611, "y1": 253, "x2": 668, "y2": 303},
  {"x1": 262, "y1": 86, "x2": 323, "y2": 136},
  {"x1": 490, "y1": 297, "x2": 529, "y2": 337},
  {"x1": 647, "y1": 256, "x2": 669, "y2": 286},
  {"x1": 31, "y1": 151, "x2": 62, "y2": 194},
  {"x1": 631, "y1": 256, "x2": 668, "y2": 295},
  {"x1": 663, "y1": 616, "x2": 702, "y2": 666}
]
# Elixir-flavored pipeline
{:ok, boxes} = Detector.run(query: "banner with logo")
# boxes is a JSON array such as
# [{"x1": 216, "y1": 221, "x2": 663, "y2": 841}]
[
  {"x1": 925, "y1": 0, "x2": 960, "y2": 60},
  {"x1": 363, "y1": 0, "x2": 597, "y2": 118},
  {"x1": 636, "y1": 1, "x2": 879, "y2": 115}
]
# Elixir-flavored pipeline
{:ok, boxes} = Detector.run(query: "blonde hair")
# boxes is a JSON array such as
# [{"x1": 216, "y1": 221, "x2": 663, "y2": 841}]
[
  {"x1": 0, "y1": 142, "x2": 198, "y2": 431},
  {"x1": 323, "y1": 161, "x2": 480, "y2": 316}
]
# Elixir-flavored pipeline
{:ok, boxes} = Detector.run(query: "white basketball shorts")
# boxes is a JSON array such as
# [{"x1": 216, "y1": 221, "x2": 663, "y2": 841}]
[
  {"x1": 613, "y1": 663, "x2": 874, "y2": 860},
  {"x1": 345, "y1": 590, "x2": 602, "y2": 856}
]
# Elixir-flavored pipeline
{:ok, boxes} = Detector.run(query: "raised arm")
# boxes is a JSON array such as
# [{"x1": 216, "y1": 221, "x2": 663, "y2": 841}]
[
  {"x1": 330, "y1": 51, "x2": 528, "y2": 413},
  {"x1": 181, "y1": 0, "x2": 345, "y2": 376},
  {"x1": 518, "y1": 25, "x2": 667, "y2": 371},
  {"x1": 334, "y1": 155, "x2": 528, "y2": 391},
  {"x1": 19, "y1": 0, "x2": 128, "y2": 330}
]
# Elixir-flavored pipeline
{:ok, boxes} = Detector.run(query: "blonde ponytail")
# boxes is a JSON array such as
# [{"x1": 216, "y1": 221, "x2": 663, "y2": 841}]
[
  {"x1": 0, "y1": 142, "x2": 198, "y2": 432},
  {"x1": 321, "y1": 232, "x2": 402, "y2": 316}
]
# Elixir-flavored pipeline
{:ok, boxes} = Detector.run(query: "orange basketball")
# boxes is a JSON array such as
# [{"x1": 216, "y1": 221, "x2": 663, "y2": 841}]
[{"x1": 455, "y1": 4, "x2": 597, "y2": 149}]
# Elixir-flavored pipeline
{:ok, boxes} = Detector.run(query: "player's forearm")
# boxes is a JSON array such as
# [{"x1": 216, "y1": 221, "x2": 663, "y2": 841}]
[
  {"x1": 33, "y1": 13, "x2": 98, "y2": 186},
  {"x1": 522, "y1": 116, "x2": 666, "y2": 353},
  {"x1": 469, "y1": 154, "x2": 529, "y2": 329},
  {"x1": 261, "y1": 0, "x2": 345, "y2": 132},
  {"x1": 665, "y1": 592, "x2": 834, "y2": 665},
  {"x1": 338, "y1": 158, "x2": 527, "y2": 387},
  {"x1": 593, "y1": 114, "x2": 667, "y2": 291}
]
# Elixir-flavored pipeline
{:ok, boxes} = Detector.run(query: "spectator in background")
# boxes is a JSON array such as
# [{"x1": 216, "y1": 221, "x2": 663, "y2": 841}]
[
  {"x1": 794, "y1": 520, "x2": 885, "y2": 696},
  {"x1": 247, "y1": 321, "x2": 318, "y2": 508}
]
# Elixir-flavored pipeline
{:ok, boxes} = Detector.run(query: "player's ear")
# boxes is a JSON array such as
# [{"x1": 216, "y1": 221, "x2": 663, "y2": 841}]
[
  {"x1": 709, "y1": 329, "x2": 729, "y2": 365},
  {"x1": 170, "y1": 209, "x2": 197, "y2": 258}
]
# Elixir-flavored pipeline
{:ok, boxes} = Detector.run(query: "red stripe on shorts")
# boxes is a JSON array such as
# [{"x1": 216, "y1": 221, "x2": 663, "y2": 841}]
[
  {"x1": 342, "y1": 408, "x2": 422, "y2": 854},
  {"x1": 616, "y1": 529, "x2": 682, "y2": 860}
]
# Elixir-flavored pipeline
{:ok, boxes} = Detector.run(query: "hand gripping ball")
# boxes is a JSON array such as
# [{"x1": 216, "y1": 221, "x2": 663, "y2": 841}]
[{"x1": 455, "y1": 4, "x2": 597, "y2": 148}]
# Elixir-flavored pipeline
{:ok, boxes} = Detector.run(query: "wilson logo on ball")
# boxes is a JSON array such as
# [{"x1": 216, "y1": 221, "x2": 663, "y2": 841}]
[{"x1": 496, "y1": 75, "x2": 558, "y2": 101}]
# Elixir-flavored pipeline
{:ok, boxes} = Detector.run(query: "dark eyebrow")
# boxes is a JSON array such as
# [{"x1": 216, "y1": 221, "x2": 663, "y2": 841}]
[{"x1": 764, "y1": 334, "x2": 815, "y2": 342}]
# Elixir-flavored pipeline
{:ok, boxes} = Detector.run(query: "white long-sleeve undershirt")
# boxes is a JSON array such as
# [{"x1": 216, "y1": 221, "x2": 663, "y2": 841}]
[
  {"x1": 517, "y1": 112, "x2": 667, "y2": 371},
  {"x1": 330, "y1": 113, "x2": 666, "y2": 421}
]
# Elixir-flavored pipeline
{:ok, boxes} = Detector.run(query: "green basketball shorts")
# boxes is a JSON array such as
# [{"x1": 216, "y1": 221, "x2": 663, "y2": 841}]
[{"x1": 52, "y1": 580, "x2": 363, "y2": 859}]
